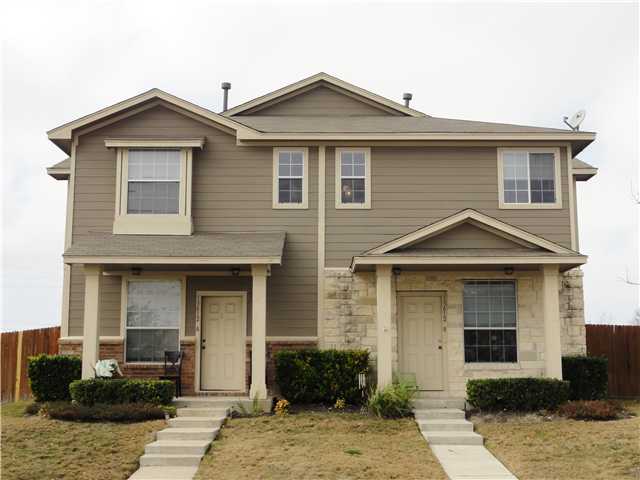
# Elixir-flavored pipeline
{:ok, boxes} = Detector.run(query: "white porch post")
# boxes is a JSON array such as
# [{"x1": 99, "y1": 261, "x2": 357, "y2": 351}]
[
  {"x1": 376, "y1": 264, "x2": 393, "y2": 389},
  {"x1": 250, "y1": 264, "x2": 268, "y2": 399},
  {"x1": 81, "y1": 264, "x2": 102, "y2": 379},
  {"x1": 542, "y1": 264, "x2": 563, "y2": 379}
]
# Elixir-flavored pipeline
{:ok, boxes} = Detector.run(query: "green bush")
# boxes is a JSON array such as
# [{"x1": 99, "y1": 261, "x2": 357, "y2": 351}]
[
  {"x1": 367, "y1": 381, "x2": 416, "y2": 418},
  {"x1": 558, "y1": 400, "x2": 623, "y2": 421},
  {"x1": 467, "y1": 377, "x2": 570, "y2": 411},
  {"x1": 27, "y1": 354, "x2": 81, "y2": 402},
  {"x1": 562, "y1": 356, "x2": 608, "y2": 400},
  {"x1": 41, "y1": 401, "x2": 169, "y2": 422},
  {"x1": 69, "y1": 378, "x2": 174, "y2": 406},
  {"x1": 275, "y1": 349, "x2": 370, "y2": 405}
]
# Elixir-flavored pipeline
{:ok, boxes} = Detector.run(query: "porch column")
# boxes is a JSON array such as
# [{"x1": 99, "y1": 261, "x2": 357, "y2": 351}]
[
  {"x1": 81, "y1": 265, "x2": 102, "y2": 379},
  {"x1": 376, "y1": 264, "x2": 393, "y2": 389},
  {"x1": 250, "y1": 264, "x2": 268, "y2": 399},
  {"x1": 542, "y1": 264, "x2": 563, "y2": 379}
]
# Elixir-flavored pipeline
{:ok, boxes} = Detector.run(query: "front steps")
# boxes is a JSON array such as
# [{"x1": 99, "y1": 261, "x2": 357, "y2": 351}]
[
  {"x1": 128, "y1": 397, "x2": 241, "y2": 480},
  {"x1": 414, "y1": 399, "x2": 517, "y2": 479}
]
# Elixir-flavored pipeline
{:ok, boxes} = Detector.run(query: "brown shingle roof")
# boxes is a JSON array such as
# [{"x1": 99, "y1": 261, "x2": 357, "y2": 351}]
[{"x1": 64, "y1": 232, "x2": 286, "y2": 264}]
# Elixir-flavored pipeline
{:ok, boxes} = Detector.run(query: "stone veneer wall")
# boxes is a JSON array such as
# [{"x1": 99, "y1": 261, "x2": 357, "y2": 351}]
[
  {"x1": 322, "y1": 268, "x2": 586, "y2": 398},
  {"x1": 59, "y1": 339, "x2": 316, "y2": 396}
]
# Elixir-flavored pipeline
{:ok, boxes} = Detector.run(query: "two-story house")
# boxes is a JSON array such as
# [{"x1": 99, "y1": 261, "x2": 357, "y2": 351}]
[{"x1": 46, "y1": 73, "x2": 597, "y2": 400}]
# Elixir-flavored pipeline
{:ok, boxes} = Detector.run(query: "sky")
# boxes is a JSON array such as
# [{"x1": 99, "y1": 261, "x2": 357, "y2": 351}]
[{"x1": 1, "y1": 1, "x2": 638, "y2": 332}]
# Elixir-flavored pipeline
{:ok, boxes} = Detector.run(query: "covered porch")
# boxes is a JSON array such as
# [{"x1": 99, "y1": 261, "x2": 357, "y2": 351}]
[
  {"x1": 63, "y1": 232, "x2": 286, "y2": 399},
  {"x1": 349, "y1": 209, "x2": 587, "y2": 395}
]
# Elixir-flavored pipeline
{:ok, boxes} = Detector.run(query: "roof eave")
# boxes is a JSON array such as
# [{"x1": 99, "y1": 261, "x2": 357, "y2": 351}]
[
  {"x1": 63, "y1": 255, "x2": 283, "y2": 265},
  {"x1": 47, "y1": 168, "x2": 70, "y2": 180},
  {"x1": 573, "y1": 168, "x2": 598, "y2": 181}
]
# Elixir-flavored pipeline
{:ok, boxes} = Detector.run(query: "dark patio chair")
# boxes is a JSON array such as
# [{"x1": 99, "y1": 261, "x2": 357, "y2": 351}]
[{"x1": 160, "y1": 350, "x2": 182, "y2": 398}]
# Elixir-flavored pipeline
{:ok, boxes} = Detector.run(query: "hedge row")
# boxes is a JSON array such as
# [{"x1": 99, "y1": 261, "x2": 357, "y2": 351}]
[
  {"x1": 562, "y1": 355, "x2": 608, "y2": 400},
  {"x1": 27, "y1": 354, "x2": 81, "y2": 402},
  {"x1": 275, "y1": 349, "x2": 370, "y2": 404},
  {"x1": 467, "y1": 377, "x2": 570, "y2": 411},
  {"x1": 70, "y1": 379, "x2": 174, "y2": 406}
]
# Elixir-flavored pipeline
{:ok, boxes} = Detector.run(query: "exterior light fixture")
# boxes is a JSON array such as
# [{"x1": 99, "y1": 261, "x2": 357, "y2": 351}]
[
  {"x1": 231, "y1": 267, "x2": 241, "y2": 276},
  {"x1": 131, "y1": 267, "x2": 142, "y2": 276},
  {"x1": 392, "y1": 267, "x2": 402, "y2": 276},
  {"x1": 504, "y1": 266, "x2": 514, "y2": 275}
]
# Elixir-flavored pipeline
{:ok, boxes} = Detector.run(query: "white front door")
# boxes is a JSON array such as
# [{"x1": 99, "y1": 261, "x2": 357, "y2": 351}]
[
  {"x1": 399, "y1": 294, "x2": 444, "y2": 391},
  {"x1": 201, "y1": 295, "x2": 245, "y2": 391}
]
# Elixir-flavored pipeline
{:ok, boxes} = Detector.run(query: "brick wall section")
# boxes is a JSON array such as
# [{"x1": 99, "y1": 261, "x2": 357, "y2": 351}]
[
  {"x1": 59, "y1": 338, "x2": 316, "y2": 396},
  {"x1": 560, "y1": 269, "x2": 587, "y2": 355},
  {"x1": 322, "y1": 268, "x2": 587, "y2": 398}
]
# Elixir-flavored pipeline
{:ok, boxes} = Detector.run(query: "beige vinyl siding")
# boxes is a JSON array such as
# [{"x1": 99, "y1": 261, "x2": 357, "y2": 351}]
[
  {"x1": 410, "y1": 223, "x2": 527, "y2": 250},
  {"x1": 325, "y1": 146, "x2": 572, "y2": 267},
  {"x1": 69, "y1": 104, "x2": 318, "y2": 337},
  {"x1": 239, "y1": 86, "x2": 399, "y2": 116}
]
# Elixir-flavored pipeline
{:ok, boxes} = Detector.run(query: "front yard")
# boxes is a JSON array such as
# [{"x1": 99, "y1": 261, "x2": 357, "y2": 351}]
[
  {"x1": 196, "y1": 410, "x2": 447, "y2": 480},
  {"x1": 1, "y1": 401, "x2": 165, "y2": 480},
  {"x1": 474, "y1": 401, "x2": 640, "y2": 480}
]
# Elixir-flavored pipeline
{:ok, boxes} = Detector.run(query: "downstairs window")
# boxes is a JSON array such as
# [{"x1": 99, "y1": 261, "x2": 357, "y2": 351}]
[
  {"x1": 463, "y1": 280, "x2": 517, "y2": 363},
  {"x1": 125, "y1": 280, "x2": 181, "y2": 363}
]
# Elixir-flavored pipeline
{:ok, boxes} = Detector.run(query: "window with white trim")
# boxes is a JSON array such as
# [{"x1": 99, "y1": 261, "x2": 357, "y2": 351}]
[
  {"x1": 127, "y1": 149, "x2": 180, "y2": 214},
  {"x1": 273, "y1": 148, "x2": 308, "y2": 208},
  {"x1": 125, "y1": 280, "x2": 181, "y2": 362},
  {"x1": 463, "y1": 280, "x2": 517, "y2": 363},
  {"x1": 336, "y1": 148, "x2": 371, "y2": 208},
  {"x1": 498, "y1": 149, "x2": 561, "y2": 208}
]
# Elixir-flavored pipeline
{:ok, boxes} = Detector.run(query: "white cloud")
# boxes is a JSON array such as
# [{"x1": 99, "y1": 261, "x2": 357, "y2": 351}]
[{"x1": 1, "y1": 0, "x2": 638, "y2": 330}]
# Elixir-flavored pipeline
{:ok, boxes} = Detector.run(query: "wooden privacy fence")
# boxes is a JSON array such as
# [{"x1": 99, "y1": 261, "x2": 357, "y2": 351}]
[
  {"x1": 1, "y1": 326, "x2": 60, "y2": 402},
  {"x1": 586, "y1": 324, "x2": 640, "y2": 398}
]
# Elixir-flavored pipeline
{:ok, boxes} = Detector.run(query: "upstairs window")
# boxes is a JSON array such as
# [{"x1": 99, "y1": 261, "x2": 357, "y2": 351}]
[
  {"x1": 498, "y1": 148, "x2": 562, "y2": 209},
  {"x1": 127, "y1": 149, "x2": 180, "y2": 214},
  {"x1": 273, "y1": 148, "x2": 308, "y2": 209},
  {"x1": 336, "y1": 148, "x2": 371, "y2": 209}
]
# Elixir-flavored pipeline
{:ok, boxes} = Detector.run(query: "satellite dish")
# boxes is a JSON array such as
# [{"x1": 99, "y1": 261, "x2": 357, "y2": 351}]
[{"x1": 563, "y1": 110, "x2": 587, "y2": 131}]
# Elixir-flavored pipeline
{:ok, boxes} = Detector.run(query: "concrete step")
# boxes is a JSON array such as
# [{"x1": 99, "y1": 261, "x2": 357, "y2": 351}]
[
  {"x1": 422, "y1": 431, "x2": 484, "y2": 446},
  {"x1": 145, "y1": 440, "x2": 212, "y2": 455},
  {"x1": 168, "y1": 416, "x2": 226, "y2": 429},
  {"x1": 418, "y1": 419, "x2": 474, "y2": 432},
  {"x1": 128, "y1": 466, "x2": 199, "y2": 480},
  {"x1": 139, "y1": 454, "x2": 203, "y2": 467},
  {"x1": 176, "y1": 407, "x2": 228, "y2": 418},
  {"x1": 174, "y1": 396, "x2": 272, "y2": 412},
  {"x1": 413, "y1": 398, "x2": 466, "y2": 410},
  {"x1": 156, "y1": 427, "x2": 219, "y2": 442},
  {"x1": 414, "y1": 408, "x2": 466, "y2": 420}
]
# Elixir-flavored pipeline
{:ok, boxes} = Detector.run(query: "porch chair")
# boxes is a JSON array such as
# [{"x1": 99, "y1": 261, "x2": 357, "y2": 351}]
[{"x1": 160, "y1": 350, "x2": 182, "y2": 398}]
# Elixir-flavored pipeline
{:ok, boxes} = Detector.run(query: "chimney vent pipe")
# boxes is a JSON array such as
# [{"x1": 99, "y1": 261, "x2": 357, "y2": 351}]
[
  {"x1": 221, "y1": 82, "x2": 231, "y2": 111},
  {"x1": 403, "y1": 93, "x2": 413, "y2": 107}
]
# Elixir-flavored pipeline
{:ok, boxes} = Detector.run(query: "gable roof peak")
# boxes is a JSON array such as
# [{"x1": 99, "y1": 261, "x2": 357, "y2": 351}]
[{"x1": 222, "y1": 72, "x2": 427, "y2": 118}]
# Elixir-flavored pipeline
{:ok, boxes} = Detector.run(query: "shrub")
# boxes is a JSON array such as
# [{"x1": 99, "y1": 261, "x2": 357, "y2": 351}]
[
  {"x1": 558, "y1": 400, "x2": 623, "y2": 421},
  {"x1": 467, "y1": 377, "x2": 570, "y2": 412},
  {"x1": 24, "y1": 402, "x2": 42, "y2": 416},
  {"x1": 274, "y1": 399, "x2": 290, "y2": 416},
  {"x1": 27, "y1": 354, "x2": 81, "y2": 402},
  {"x1": 275, "y1": 349, "x2": 370, "y2": 405},
  {"x1": 368, "y1": 381, "x2": 416, "y2": 418},
  {"x1": 41, "y1": 401, "x2": 168, "y2": 422},
  {"x1": 562, "y1": 355, "x2": 608, "y2": 400},
  {"x1": 69, "y1": 378, "x2": 174, "y2": 406}
]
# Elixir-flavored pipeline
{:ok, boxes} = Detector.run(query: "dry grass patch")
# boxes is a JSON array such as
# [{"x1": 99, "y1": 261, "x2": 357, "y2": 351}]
[
  {"x1": 196, "y1": 411, "x2": 446, "y2": 480},
  {"x1": 1, "y1": 401, "x2": 165, "y2": 480},
  {"x1": 473, "y1": 401, "x2": 640, "y2": 480}
]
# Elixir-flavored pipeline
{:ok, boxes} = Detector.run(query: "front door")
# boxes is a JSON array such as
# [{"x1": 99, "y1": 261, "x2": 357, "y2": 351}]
[
  {"x1": 399, "y1": 293, "x2": 444, "y2": 391},
  {"x1": 200, "y1": 295, "x2": 245, "y2": 391}
]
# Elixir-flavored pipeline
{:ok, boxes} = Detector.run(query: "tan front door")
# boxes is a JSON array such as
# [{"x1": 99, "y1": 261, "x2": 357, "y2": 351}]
[
  {"x1": 201, "y1": 295, "x2": 245, "y2": 391},
  {"x1": 399, "y1": 294, "x2": 444, "y2": 391}
]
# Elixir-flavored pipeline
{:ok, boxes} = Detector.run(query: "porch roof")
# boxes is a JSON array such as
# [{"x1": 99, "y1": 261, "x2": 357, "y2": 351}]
[{"x1": 63, "y1": 232, "x2": 286, "y2": 265}]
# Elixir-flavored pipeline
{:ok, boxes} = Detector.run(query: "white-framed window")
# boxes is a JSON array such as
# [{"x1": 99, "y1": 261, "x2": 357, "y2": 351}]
[
  {"x1": 272, "y1": 147, "x2": 309, "y2": 209},
  {"x1": 124, "y1": 280, "x2": 182, "y2": 363},
  {"x1": 497, "y1": 148, "x2": 562, "y2": 209},
  {"x1": 127, "y1": 149, "x2": 181, "y2": 214},
  {"x1": 463, "y1": 280, "x2": 517, "y2": 363},
  {"x1": 335, "y1": 147, "x2": 371, "y2": 209}
]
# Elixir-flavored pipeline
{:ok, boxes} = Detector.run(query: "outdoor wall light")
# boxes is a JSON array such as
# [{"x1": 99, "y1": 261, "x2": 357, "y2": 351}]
[
  {"x1": 504, "y1": 266, "x2": 514, "y2": 275},
  {"x1": 392, "y1": 267, "x2": 402, "y2": 276},
  {"x1": 231, "y1": 267, "x2": 241, "y2": 276},
  {"x1": 131, "y1": 267, "x2": 142, "y2": 276}
]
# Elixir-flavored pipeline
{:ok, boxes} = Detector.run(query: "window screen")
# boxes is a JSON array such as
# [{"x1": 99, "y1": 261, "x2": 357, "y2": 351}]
[{"x1": 127, "y1": 149, "x2": 180, "y2": 214}]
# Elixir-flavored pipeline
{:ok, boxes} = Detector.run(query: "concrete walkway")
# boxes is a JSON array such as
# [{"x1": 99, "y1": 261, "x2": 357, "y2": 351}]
[{"x1": 413, "y1": 399, "x2": 517, "y2": 480}]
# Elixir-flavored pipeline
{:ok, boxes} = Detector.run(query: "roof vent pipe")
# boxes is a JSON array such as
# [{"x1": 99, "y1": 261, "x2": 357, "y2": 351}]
[
  {"x1": 221, "y1": 82, "x2": 231, "y2": 111},
  {"x1": 403, "y1": 93, "x2": 413, "y2": 107}
]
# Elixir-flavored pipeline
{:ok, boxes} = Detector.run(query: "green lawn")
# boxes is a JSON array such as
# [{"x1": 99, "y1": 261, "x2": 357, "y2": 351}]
[
  {"x1": 474, "y1": 401, "x2": 640, "y2": 480},
  {"x1": 196, "y1": 411, "x2": 447, "y2": 480},
  {"x1": 1, "y1": 401, "x2": 165, "y2": 480}
]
